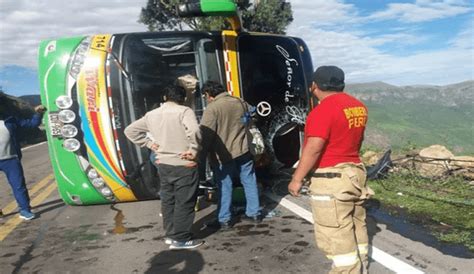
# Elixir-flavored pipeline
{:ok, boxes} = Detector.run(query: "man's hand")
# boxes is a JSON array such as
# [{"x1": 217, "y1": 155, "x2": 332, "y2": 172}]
[
  {"x1": 185, "y1": 161, "x2": 197, "y2": 168},
  {"x1": 180, "y1": 150, "x2": 196, "y2": 161},
  {"x1": 35, "y1": 105, "x2": 47, "y2": 114},
  {"x1": 150, "y1": 143, "x2": 159, "y2": 152},
  {"x1": 288, "y1": 179, "x2": 303, "y2": 197}
]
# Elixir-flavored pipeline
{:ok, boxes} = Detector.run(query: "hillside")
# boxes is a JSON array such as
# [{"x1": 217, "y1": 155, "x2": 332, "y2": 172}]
[
  {"x1": 346, "y1": 81, "x2": 474, "y2": 154},
  {"x1": 19, "y1": 94, "x2": 42, "y2": 106}
]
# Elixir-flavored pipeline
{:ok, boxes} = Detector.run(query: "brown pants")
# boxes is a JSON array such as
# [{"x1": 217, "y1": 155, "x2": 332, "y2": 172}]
[{"x1": 309, "y1": 163, "x2": 372, "y2": 274}]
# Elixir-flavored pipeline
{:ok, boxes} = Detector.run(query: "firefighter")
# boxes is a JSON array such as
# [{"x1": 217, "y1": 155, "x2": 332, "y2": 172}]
[{"x1": 288, "y1": 66, "x2": 373, "y2": 274}]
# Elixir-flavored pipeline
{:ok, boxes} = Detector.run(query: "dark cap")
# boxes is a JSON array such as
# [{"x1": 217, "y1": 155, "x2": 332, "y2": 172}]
[{"x1": 312, "y1": 66, "x2": 345, "y2": 91}]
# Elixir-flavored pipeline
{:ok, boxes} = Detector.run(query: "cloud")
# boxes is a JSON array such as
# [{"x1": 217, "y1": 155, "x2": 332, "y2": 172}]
[
  {"x1": 449, "y1": 23, "x2": 474, "y2": 49},
  {"x1": 367, "y1": 0, "x2": 472, "y2": 23},
  {"x1": 287, "y1": 0, "x2": 473, "y2": 85},
  {"x1": 0, "y1": 0, "x2": 472, "y2": 87},
  {"x1": 0, "y1": 0, "x2": 147, "y2": 68},
  {"x1": 288, "y1": 0, "x2": 359, "y2": 28}
]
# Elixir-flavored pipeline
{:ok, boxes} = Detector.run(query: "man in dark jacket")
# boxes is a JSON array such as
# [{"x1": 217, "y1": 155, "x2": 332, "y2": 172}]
[
  {"x1": 0, "y1": 104, "x2": 46, "y2": 220},
  {"x1": 200, "y1": 81, "x2": 262, "y2": 229}
]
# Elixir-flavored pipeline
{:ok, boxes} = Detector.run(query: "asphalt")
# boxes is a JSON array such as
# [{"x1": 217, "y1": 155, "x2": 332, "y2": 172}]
[{"x1": 0, "y1": 143, "x2": 472, "y2": 273}]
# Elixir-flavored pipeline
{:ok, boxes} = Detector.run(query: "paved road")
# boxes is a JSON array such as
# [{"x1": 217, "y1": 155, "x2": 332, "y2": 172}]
[{"x1": 0, "y1": 143, "x2": 472, "y2": 273}]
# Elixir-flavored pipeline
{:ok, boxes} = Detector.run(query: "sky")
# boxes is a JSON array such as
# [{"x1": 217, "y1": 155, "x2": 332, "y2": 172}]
[{"x1": 0, "y1": 0, "x2": 472, "y2": 97}]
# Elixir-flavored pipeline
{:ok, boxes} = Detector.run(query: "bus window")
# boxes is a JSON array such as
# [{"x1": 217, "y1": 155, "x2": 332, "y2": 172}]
[
  {"x1": 123, "y1": 35, "x2": 197, "y2": 115},
  {"x1": 196, "y1": 38, "x2": 223, "y2": 118}
]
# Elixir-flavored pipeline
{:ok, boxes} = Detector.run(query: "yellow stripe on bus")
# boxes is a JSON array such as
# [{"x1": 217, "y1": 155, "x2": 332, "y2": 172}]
[
  {"x1": 88, "y1": 152, "x2": 137, "y2": 202},
  {"x1": 222, "y1": 30, "x2": 241, "y2": 98},
  {"x1": 0, "y1": 181, "x2": 57, "y2": 241},
  {"x1": 1, "y1": 173, "x2": 54, "y2": 216}
]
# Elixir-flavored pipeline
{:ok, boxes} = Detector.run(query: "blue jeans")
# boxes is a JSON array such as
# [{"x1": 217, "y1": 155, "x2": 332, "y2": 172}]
[
  {"x1": 213, "y1": 153, "x2": 260, "y2": 222},
  {"x1": 0, "y1": 157, "x2": 31, "y2": 211}
]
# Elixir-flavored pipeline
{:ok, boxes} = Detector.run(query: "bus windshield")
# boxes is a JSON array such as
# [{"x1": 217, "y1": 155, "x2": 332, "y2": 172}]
[{"x1": 111, "y1": 33, "x2": 222, "y2": 199}]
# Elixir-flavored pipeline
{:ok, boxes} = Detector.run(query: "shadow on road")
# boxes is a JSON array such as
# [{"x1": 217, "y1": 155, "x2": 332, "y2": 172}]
[
  {"x1": 1, "y1": 198, "x2": 65, "y2": 219},
  {"x1": 191, "y1": 209, "x2": 220, "y2": 240},
  {"x1": 33, "y1": 198, "x2": 65, "y2": 218},
  {"x1": 33, "y1": 198, "x2": 64, "y2": 209},
  {"x1": 145, "y1": 250, "x2": 204, "y2": 274}
]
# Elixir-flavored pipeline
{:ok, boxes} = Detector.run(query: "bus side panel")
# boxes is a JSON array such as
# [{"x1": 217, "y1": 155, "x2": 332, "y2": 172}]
[{"x1": 38, "y1": 38, "x2": 109, "y2": 205}]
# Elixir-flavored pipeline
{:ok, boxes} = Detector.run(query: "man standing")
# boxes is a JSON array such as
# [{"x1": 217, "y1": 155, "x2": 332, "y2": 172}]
[
  {"x1": 0, "y1": 104, "x2": 46, "y2": 220},
  {"x1": 200, "y1": 81, "x2": 262, "y2": 229},
  {"x1": 288, "y1": 66, "x2": 373, "y2": 274},
  {"x1": 124, "y1": 85, "x2": 203, "y2": 250}
]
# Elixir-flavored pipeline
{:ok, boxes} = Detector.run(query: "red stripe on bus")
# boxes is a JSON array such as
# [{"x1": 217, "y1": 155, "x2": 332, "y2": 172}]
[{"x1": 89, "y1": 111, "x2": 124, "y2": 180}]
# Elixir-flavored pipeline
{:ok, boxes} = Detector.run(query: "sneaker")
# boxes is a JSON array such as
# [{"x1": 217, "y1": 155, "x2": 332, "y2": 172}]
[
  {"x1": 19, "y1": 210, "x2": 36, "y2": 220},
  {"x1": 169, "y1": 239, "x2": 204, "y2": 250},
  {"x1": 241, "y1": 214, "x2": 263, "y2": 223},
  {"x1": 205, "y1": 220, "x2": 233, "y2": 230},
  {"x1": 164, "y1": 237, "x2": 173, "y2": 245}
]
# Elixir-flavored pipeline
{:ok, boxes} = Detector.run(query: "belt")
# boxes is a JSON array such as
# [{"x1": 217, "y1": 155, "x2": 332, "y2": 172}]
[{"x1": 312, "y1": 172, "x2": 341, "y2": 179}]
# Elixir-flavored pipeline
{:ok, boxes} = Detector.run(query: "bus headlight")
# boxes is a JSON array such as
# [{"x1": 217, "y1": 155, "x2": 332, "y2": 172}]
[
  {"x1": 91, "y1": 178, "x2": 105, "y2": 188},
  {"x1": 58, "y1": 110, "x2": 76, "y2": 123},
  {"x1": 100, "y1": 187, "x2": 113, "y2": 197},
  {"x1": 63, "y1": 138, "x2": 81, "y2": 152},
  {"x1": 55, "y1": 95, "x2": 73, "y2": 109},
  {"x1": 87, "y1": 168, "x2": 99, "y2": 180},
  {"x1": 61, "y1": 125, "x2": 78, "y2": 138}
]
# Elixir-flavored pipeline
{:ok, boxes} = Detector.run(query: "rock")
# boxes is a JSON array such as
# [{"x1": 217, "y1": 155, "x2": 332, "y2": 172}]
[
  {"x1": 419, "y1": 145, "x2": 454, "y2": 159},
  {"x1": 362, "y1": 151, "x2": 380, "y2": 166},
  {"x1": 450, "y1": 156, "x2": 474, "y2": 169},
  {"x1": 463, "y1": 173, "x2": 474, "y2": 180},
  {"x1": 417, "y1": 145, "x2": 454, "y2": 177}
]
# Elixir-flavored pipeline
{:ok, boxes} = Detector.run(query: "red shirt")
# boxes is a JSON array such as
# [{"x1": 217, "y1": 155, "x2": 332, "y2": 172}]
[{"x1": 305, "y1": 92, "x2": 367, "y2": 168}]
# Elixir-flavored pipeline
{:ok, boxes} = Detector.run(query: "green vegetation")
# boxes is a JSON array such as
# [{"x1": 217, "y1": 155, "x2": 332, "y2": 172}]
[
  {"x1": 366, "y1": 102, "x2": 474, "y2": 154},
  {"x1": 369, "y1": 172, "x2": 474, "y2": 251},
  {"x1": 139, "y1": 0, "x2": 293, "y2": 33}
]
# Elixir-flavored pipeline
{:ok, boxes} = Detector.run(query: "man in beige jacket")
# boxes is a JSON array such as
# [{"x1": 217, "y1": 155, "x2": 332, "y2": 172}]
[{"x1": 124, "y1": 85, "x2": 203, "y2": 250}]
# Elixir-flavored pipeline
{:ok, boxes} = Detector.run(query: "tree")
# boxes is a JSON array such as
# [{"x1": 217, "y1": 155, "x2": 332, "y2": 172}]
[{"x1": 139, "y1": 0, "x2": 293, "y2": 34}]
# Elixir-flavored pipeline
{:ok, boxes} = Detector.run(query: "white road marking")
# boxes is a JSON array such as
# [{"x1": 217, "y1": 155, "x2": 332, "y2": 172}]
[
  {"x1": 21, "y1": 141, "x2": 47, "y2": 151},
  {"x1": 264, "y1": 192, "x2": 425, "y2": 274}
]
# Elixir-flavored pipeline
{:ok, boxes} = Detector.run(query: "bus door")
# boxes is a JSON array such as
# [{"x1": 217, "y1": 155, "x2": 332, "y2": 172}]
[{"x1": 238, "y1": 35, "x2": 312, "y2": 168}]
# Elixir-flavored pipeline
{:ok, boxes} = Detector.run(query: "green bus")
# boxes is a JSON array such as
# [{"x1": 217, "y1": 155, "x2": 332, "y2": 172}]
[{"x1": 38, "y1": 0, "x2": 314, "y2": 205}]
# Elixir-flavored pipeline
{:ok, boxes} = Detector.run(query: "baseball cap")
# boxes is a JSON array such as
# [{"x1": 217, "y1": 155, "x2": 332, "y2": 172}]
[{"x1": 312, "y1": 66, "x2": 345, "y2": 91}]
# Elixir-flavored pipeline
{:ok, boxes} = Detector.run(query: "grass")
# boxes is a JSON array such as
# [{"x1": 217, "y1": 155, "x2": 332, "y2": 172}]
[
  {"x1": 365, "y1": 102, "x2": 474, "y2": 154},
  {"x1": 368, "y1": 172, "x2": 474, "y2": 251}
]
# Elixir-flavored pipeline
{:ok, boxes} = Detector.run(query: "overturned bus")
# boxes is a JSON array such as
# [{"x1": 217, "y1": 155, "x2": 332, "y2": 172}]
[{"x1": 38, "y1": 0, "x2": 314, "y2": 205}]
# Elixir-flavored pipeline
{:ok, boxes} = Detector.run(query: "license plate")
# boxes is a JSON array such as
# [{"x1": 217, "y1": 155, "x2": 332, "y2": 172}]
[{"x1": 48, "y1": 113, "x2": 63, "y2": 136}]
